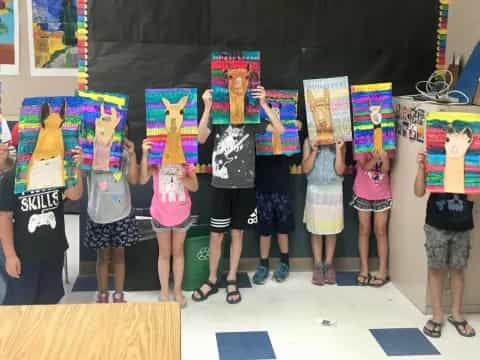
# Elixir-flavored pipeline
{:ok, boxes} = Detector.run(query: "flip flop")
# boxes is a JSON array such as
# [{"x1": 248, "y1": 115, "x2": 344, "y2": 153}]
[
  {"x1": 357, "y1": 273, "x2": 371, "y2": 286},
  {"x1": 423, "y1": 320, "x2": 443, "y2": 338},
  {"x1": 369, "y1": 275, "x2": 390, "y2": 287},
  {"x1": 226, "y1": 280, "x2": 242, "y2": 305},
  {"x1": 191, "y1": 280, "x2": 218, "y2": 302},
  {"x1": 448, "y1": 316, "x2": 476, "y2": 337}
]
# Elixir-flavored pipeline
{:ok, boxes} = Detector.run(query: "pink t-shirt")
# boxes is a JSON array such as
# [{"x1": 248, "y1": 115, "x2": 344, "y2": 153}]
[
  {"x1": 150, "y1": 164, "x2": 194, "y2": 227},
  {"x1": 353, "y1": 153, "x2": 391, "y2": 200}
]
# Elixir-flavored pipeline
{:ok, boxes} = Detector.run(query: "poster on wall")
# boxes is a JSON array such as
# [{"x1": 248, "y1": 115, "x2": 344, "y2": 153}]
[
  {"x1": 0, "y1": 0, "x2": 19, "y2": 75},
  {"x1": 256, "y1": 90, "x2": 301, "y2": 156},
  {"x1": 145, "y1": 88, "x2": 198, "y2": 166},
  {"x1": 426, "y1": 112, "x2": 480, "y2": 194},
  {"x1": 211, "y1": 50, "x2": 261, "y2": 125},
  {"x1": 351, "y1": 82, "x2": 396, "y2": 157},
  {"x1": 303, "y1": 76, "x2": 352, "y2": 145},
  {"x1": 15, "y1": 96, "x2": 82, "y2": 194},
  {"x1": 78, "y1": 90, "x2": 128, "y2": 173},
  {"x1": 27, "y1": 0, "x2": 78, "y2": 76}
]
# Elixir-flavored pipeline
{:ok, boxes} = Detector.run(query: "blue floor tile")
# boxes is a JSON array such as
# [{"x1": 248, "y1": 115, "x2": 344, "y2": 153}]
[
  {"x1": 370, "y1": 328, "x2": 440, "y2": 356},
  {"x1": 216, "y1": 331, "x2": 276, "y2": 360},
  {"x1": 336, "y1": 272, "x2": 359, "y2": 286}
]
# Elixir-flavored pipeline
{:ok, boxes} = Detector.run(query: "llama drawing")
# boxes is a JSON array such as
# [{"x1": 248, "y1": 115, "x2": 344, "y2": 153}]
[
  {"x1": 226, "y1": 65, "x2": 250, "y2": 125},
  {"x1": 306, "y1": 89, "x2": 334, "y2": 145},
  {"x1": 443, "y1": 124, "x2": 473, "y2": 193},
  {"x1": 27, "y1": 101, "x2": 65, "y2": 191},
  {"x1": 270, "y1": 105, "x2": 283, "y2": 155},
  {"x1": 369, "y1": 100, "x2": 383, "y2": 152},
  {"x1": 162, "y1": 96, "x2": 188, "y2": 165},
  {"x1": 92, "y1": 104, "x2": 120, "y2": 171}
]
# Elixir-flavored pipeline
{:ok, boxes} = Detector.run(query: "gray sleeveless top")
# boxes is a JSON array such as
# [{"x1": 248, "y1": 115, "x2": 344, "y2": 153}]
[{"x1": 306, "y1": 145, "x2": 343, "y2": 186}]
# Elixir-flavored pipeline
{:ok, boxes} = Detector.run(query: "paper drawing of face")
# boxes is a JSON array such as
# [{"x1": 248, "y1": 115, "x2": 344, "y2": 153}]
[
  {"x1": 161, "y1": 95, "x2": 188, "y2": 165},
  {"x1": 307, "y1": 88, "x2": 334, "y2": 144},
  {"x1": 92, "y1": 104, "x2": 121, "y2": 171},
  {"x1": 445, "y1": 125, "x2": 473, "y2": 158},
  {"x1": 27, "y1": 101, "x2": 66, "y2": 191},
  {"x1": 226, "y1": 65, "x2": 250, "y2": 125},
  {"x1": 369, "y1": 101, "x2": 383, "y2": 127}
]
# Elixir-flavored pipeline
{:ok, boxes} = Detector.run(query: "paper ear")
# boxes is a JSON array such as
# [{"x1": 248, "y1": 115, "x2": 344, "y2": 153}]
[
  {"x1": 462, "y1": 127, "x2": 473, "y2": 140},
  {"x1": 111, "y1": 107, "x2": 120, "y2": 127},
  {"x1": 178, "y1": 96, "x2": 188, "y2": 108},
  {"x1": 40, "y1": 102, "x2": 50, "y2": 127},
  {"x1": 161, "y1": 98, "x2": 171, "y2": 108},
  {"x1": 100, "y1": 103, "x2": 106, "y2": 117},
  {"x1": 59, "y1": 100, "x2": 66, "y2": 119}
]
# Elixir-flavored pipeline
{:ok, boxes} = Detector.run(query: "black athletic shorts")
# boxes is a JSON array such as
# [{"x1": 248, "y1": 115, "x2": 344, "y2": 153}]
[{"x1": 210, "y1": 187, "x2": 256, "y2": 232}]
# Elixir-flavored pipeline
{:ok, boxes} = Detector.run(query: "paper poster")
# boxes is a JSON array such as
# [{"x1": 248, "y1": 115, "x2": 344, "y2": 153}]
[
  {"x1": 211, "y1": 50, "x2": 260, "y2": 125},
  {"x1": 15, "y1": 96, "x2": 82, "y2": 194},
  {"x1": 0, "y1": 0, "x2": 19, "y2": 74},
  {"x1": 145, "y1": 88, "x2": 198, "y2": 166},
  {"x1": 256, "y1": 90, "x2": 300, "y2": 156},
  {"x1": 351, "y1": 82, "x2": 395, "y2": 156},
  {"x1": 78, "y1": 90, "x2": 128, "y2": 172},
  {"x1": 303, "y1": 77, "x2": 352, "y2": 145},
  {"x1": 426, "y1": 112, "x2": 480, "y2": 194},
  {"x1": 27, "y1": 0, "x2": 78, "y2": 76}
]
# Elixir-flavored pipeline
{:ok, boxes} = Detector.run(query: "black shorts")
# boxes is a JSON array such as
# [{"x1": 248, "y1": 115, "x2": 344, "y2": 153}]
[
  {"x1": 3, "y1": 255, "x2": 65, "y2": 305},
  {"x1": 210, "y1": 187, "x2": 256, "y2": 232},
  {"x1": 257, "y1": 192, "x2": 295, "y2": 236}
]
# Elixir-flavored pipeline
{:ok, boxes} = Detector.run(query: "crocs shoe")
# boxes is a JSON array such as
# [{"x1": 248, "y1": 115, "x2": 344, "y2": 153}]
[
  {"x1": 273, "y1": 263, "x2": 290, "y2": 283},
  {"x1": 312, "y1": 263, "x2": 325, "y2": 286},
  {"x1": 112, "y1": 292, "x2": 127, "y2": 303},
  {"x1": 253, "y1": 265, "x2": 269, "y2": 285},
  {"x1": 96, "y1": 292, "x2": 109, "y2": 304}
]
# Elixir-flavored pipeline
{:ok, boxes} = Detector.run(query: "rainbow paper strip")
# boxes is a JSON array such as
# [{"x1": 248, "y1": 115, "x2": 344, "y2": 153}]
[
  {"x1": 145, "y1": 88, "x2": 198, "y2": 166},
  {"x1": 78, "y1": 90, "x2": 128, "y2": 172},
  {"x1": 351, "y1": 82, "x2": 395, "y2": 156},
  {"x1": 426, "y1": 112, "x2": 480, "y2": 194},
  {"x1": 303, "y1": 76, "x2": 352, "y2": 143},
  {"x1": 256, "y1": 90, "x2": 300, "y2": 156},
  {"x1": 77, "y1": 0, "x2": 89, "y2": 89},
  {"x1": 14, "y1": 96, "x2": 82, "y2": 194},
  {"x1": 211, "y1": 50, "x2": 261, "y2": 125},
  {"x1": 436, "y1": 0, "x2": 449, "y2": 70}
]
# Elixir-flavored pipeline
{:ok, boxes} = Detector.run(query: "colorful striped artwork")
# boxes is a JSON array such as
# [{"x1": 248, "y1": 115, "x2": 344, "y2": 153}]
[
  {"x1": 351, "y1": 82, "x2": 395, "y2": 157},
  {"x1": 211, "y1": 50, "x2": 260, "y2": 125},
  {"x1": 77, "y1": 0, "x2": 88, "y2": 89},
  {"x1": 78, "y1": 90, "x2": 128, "y2": 172},
  {"x1": 256, "y1": 90, "x2": 300, "y2": 156},
  {"x1": 145, "y1": 88, "x2": 198, "y2": 166},
  {"x1": 303, "y1": 77, "x2": 352, "y2": 145},
  {"x1": 436, "y1": 0, "x2": 449, "y2": 70},
  {"x1": 15, "y1": 96, "x2": 82, "y2": 194},
  {"x1": 426, "y1": 112, "x2": 480, "y2": 194}
]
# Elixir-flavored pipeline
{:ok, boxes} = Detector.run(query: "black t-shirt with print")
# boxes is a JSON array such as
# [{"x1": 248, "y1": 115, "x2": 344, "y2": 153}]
[
  {"x1": 0, "y1": 171, "x2": 68, "y2": 263},
  {"x1": 255, "y1": 155, "x2": 291, "y2": 194},
  {"x1": 211, "y1": 123, "x2": 268, "y2": 189},
  {"x1": 426, "y1": 193, "x2": 474, "y2": 232}
]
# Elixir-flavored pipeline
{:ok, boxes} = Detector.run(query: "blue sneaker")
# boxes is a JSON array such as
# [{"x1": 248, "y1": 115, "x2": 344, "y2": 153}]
[
  {"x1": 253, "y1": 265, "x2": 269, "y2": 285},
  {"x1": 273, "y1": 263, "x2": 290, "y2": 283}
]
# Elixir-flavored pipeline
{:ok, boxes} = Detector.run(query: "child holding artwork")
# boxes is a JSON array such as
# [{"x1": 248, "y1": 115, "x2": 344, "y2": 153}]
[
  {"x1": 415, "y1": 152, "x2": 476, "y2": 338},
  {"x1": 83, "y1": 137, "x2": 140, "y2": 303},
  {"x1": 0, "y1": 147, "x2": 83, "y2": 305},
  {"x1": 351, "y1": 150, "x2": 391, "y2": 286},
  {"x1": 302, "y1": 139, "x2": 346, "y2": 285},
  {"x1": 193, "y1": 87, "x2": 284, "y2": 304},
  {"x1": 139, "y1": 139, "x2": 199, "y2": 307}
]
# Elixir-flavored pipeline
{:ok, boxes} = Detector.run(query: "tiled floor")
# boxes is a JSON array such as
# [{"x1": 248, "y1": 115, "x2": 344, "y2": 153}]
[{"x1": 63, "y1": 217, "x2": 480, "y2": 360}]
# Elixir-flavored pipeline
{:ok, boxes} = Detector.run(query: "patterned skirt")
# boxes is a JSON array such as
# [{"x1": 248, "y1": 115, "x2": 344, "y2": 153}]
[
  {"x1": 303, "y1": 183, "x2": 344, "y2": 235},
  {"x1": 84, "y1": 213, "x2": 140, "y2": 249}
]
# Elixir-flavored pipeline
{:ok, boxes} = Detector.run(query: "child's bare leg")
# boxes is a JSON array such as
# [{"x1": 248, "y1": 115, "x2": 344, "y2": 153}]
[
  {"x1": 226, "y1": 229, "x2": 244, "y2": 302},
  {"x1": 259, "y1": 235, "x2": 272, "y2": 260},
  {"x1": 358, "y1": 211, "x2": 371, "y2": 277},
  {"x1": 157, "y1": 230, "x2": 172, "y2": 300},
  {"x1": 428, "y1": 268, "x2": 446, "y2": 324},
  {"x1": 311, "y1": 234, "x2": 323, "y2": 264},
  {"x1": 112, "y1": 247, "x2": 125, "y2": 294},
  {"x1": 96, "y1": 248, "x2": 111, "y2": 294},
  {"x1": 450, "y1": 268, "x2": 475, "y2": 335},
  {"x1": 277, "y1": 233, "x2": 289, "y2": 255},
  {"x1": 193, "y1": 231, "x2": 223, "y2": 300},
  {"x1": 373, "y1": 210, "x2": 389, "y2": 280},
  {"x1": 325, "y1": 235, "x2": 337, "y2": 265},
  {"x1": 172, "y1": 230, "x2": 187, "y2": 305}
]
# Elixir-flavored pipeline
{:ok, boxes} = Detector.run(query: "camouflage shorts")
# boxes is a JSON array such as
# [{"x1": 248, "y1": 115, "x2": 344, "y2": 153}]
[{"x1": 424, "y1": 224, "x2": 471, "y2": 269}]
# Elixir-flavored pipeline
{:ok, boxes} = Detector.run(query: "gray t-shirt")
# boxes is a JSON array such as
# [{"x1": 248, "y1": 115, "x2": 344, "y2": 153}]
[
  {"x1": 211, "y1": 123, "x2": 267, "y2": 189},
  {"x1": 87, "y1": 152, "x2": 132, "y2": 224}
]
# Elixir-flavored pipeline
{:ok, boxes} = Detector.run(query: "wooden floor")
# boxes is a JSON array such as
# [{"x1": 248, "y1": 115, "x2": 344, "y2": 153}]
[{"x1": 0, "y1": 302, "x2": 181, "y2": 360}]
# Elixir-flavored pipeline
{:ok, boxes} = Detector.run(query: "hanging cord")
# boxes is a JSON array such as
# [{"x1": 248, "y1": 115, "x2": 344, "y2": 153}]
[{"x1": 415, "y1": 69, "x2": 470, "y2": 105}]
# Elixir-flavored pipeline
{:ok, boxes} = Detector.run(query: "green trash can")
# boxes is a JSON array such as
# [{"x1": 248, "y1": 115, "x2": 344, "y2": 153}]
[{"x1": 182, "y1": 225, "x2": 227, "y2": 291}]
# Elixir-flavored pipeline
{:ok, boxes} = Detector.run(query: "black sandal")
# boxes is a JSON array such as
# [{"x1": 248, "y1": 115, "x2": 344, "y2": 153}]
[
  {"x1": 448, "y1": 316, "x2": 476, "y2": 337},
  {"x1": 357, "y1": 273, "x2": 371, "y2": 286},
  {"x1": 226, "y1": 280, "x2": 242, "y2": 305},
  {"x1": 191, "y1": 280, "x2": 218, "y2": 302},
  {"x1": 423, "y1": 320, "x2": 443, "y2": 338},
  {"x1": 369, "y1": 275, "x2": 390, "y2": 287}
]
